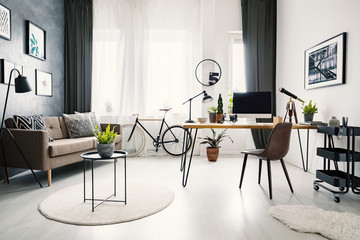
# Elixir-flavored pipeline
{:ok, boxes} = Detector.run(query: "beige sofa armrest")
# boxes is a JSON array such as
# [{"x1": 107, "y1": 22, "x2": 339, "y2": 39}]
[
  {"x1": 0, "y1": 129, "x2": 50, "y2": 170},
  {"x1": 100, "y1": 123, "x2": 122, "y2": 135}
]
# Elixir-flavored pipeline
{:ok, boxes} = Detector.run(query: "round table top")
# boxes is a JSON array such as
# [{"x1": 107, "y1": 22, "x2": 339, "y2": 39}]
[{"x1": 80, "y1": 150, "x2": 128, "y2": 160}]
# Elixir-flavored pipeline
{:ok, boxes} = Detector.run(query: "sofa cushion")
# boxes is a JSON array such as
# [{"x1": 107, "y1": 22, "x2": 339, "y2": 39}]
[
  {"x1": 75, "y1": 111, "x2": 100, "y2": 129},
  {"x1": 63, "y1": 113, "x2": 94, "y2": 138},
  {"x1": 58, "y1": 117, "x2": 70, "y2": 138},
  {"x1": 44, "y1": 117, "x2": 64, "y2": 140},
  {"x1": 13, "y1": 115, "x2": 54, "y2": 142},
  {"x1": 49, "y1": 137, "x2": 95, "y2": 157}
]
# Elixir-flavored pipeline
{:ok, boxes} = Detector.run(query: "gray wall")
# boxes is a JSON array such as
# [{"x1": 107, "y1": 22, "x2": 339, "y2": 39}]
[
  {"x1": 0, "y1": 0, "x2": 65, "y2": 123},
  {"x1": 0, "y1": 0, "x2": 65, "y2": 179}
]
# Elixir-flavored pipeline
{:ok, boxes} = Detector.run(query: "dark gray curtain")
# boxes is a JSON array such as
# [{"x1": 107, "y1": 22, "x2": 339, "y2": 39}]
[
  {"x1": 241, "y1": 0, "x2": 277, "y2": 149},
  {"x1": 65, "y1": 0, "x2": 93, "y2": 113}
]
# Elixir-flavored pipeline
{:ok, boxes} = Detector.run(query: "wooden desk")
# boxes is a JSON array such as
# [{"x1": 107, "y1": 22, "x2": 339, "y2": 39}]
[
  {"x1": 180, "y1": 122, "x2": 317, "y2": 187},
  {"x1": 183, "y1": 122, "x2": 317, "y2": 130}
]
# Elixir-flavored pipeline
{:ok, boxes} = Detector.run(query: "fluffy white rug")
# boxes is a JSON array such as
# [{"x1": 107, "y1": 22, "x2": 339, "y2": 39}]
[
  {"x1": 269, "y1": 205, "x2": 360, "y2": 240},
  {"x1": 38, "y1": 181, "x2": 174, "y2": 226}
]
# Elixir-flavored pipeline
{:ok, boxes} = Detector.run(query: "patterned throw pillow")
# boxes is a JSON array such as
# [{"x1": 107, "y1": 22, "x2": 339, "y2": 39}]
[
  {"x1": 13, "y1": 115, "x2": 54, "y2": 142},
  {"x1": 63, "y1": 113, "x2": 94, "y2": 138},
  {"x1": 74, "y1": 111, "x2": 100, "y2": 129}
]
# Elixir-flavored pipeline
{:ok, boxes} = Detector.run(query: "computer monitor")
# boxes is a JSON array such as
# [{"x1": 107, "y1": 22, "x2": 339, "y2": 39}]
[{"x1": 232, "y1": 91, "x2": 272, "y2": 119}]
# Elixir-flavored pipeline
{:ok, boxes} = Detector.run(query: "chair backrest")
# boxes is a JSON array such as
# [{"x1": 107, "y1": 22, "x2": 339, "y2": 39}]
[{"x1": 259, "y1": 122, "x2": 293, "y2": 160}]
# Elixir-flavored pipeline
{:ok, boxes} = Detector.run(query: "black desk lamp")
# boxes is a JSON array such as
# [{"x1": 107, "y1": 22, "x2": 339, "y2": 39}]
[
  {"x1": 183, "y1": 90, "x2": 213, "y2": 123},
  {"x1": 0, "y1": 69, "x2": 42, "y2": 187}
]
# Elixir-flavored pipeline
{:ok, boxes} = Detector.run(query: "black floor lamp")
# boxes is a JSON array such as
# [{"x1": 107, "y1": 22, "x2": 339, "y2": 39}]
[
  {"x1": 183, "y1": 90, "x2": 213, "y2": 123},
  {"x1": 0, "y1": 69, "x2": 42, "y2": 187}
]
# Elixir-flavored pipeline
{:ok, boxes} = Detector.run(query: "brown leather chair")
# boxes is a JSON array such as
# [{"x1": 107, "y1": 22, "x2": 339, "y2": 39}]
[{"x1": 239, "y1": 122, "x2": 293, "y2": 199}]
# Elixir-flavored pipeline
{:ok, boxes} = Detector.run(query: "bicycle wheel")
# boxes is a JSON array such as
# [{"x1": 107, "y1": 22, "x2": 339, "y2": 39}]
[
  {"x1": 121, "y1": 124, "x2": 146, "y2": 157},
  {"x1": 161, "y1": 126, "x2": 192, "y2": 156}
]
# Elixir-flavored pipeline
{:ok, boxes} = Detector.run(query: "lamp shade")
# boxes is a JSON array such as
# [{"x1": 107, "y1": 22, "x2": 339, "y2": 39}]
[
  {"x1": 15, "y1": 75, "x2": 32, "y2": 93},
  {"x1": 202, "y1": 92, "x2": 213, "y2": 103}
]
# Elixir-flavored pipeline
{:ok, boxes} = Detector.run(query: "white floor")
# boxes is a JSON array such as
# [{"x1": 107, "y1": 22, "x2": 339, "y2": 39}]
[{"x1": 1, "y1": 155, "x2": 360, "y2": 240}]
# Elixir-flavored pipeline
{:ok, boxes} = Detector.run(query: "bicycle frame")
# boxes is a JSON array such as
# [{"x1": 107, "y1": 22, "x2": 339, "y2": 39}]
[{"x1": 127, "y1": 113, "x2": 171, "y2": 152}]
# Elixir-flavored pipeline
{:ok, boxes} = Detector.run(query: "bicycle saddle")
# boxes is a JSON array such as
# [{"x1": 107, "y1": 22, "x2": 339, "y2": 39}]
[{"x1": 159, "y1": 108, "x2": 172, "y2": 112}]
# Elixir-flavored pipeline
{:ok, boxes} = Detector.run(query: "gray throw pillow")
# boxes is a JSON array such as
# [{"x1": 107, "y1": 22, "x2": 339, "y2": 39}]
[
  {"x1": 63, "y1": 113, "x2": 94, "y2": 138},
  {"x1": 13, "y1": 114, "x2": 54, "y2": 142},
  {"x1": 74, "y1": 111, "x2": 100, "y2": 129}
]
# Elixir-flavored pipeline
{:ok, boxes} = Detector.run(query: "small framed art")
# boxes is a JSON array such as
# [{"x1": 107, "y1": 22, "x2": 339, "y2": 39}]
[
  {"x1": 26, "y1": 21, "x2": 46, "y2": 60},
  {"x1": 0, "y1": 59, "x2": 23, "y2": 86},
  {"x1": 0, "y1": 3, "x2": 11, "y2": 40},
  {"x1": 36, "y1": 69, "x2": 52, "y2": 96},
  {"x1": 304, "y1": 32, "x2": 346, "y2": 90}
]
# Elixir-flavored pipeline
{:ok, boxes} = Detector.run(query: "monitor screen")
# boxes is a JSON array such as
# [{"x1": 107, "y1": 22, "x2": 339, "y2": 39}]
[{"x1": 232, "y1": 91, "x2": 272, "y2": 119}]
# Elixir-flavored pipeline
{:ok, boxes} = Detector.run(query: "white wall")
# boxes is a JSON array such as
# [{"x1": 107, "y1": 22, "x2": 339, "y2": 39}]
[
  {"x1": 277, "y1": 0, "x2": 360, "y2": 173},
  {"x1": 198, "y1": 0, "x2": 254, "y2": 155}
]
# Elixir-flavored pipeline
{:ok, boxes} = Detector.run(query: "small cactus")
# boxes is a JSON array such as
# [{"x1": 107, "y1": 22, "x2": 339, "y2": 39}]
[{"x1": 217, "y1": 94, "x2": 223, "y2": 114}]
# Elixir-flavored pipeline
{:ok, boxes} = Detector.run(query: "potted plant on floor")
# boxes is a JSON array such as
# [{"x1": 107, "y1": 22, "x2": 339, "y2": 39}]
[
  {"x1": 200, "y1": 128, "x2": 233, "y2": 162},
  {"x1": 93, "y1": 124, "x2": 118, "y2": 158},
  {"x1": 301, "y1": 100, "x2": 318, "y2": 122}
]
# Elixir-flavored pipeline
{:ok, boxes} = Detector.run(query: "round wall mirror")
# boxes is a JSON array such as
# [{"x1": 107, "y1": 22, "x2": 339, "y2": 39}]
[{"x1": 195, "y1": 59, "x2": 222, "y2": 86}]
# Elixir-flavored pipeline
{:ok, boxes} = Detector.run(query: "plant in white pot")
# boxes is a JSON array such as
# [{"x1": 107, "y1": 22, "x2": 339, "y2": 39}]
[
  {"x1": 301, "y1": 100, "x2": 318, "y2": 122},
  {"x1": 93, "y1": 124, "x2": 117, "y2": 158},
  {"x1": 200, "y1": 128, "x2": 233, "y2": 162}
]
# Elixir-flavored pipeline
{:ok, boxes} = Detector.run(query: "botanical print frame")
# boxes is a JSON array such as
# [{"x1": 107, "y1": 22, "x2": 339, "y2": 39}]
[
  {"x1": 36, "y1": 69, "x2": 52, "y2": 97},
  {"x1": 0, "y1": 59, "x2": 23, "y2": 86},
  {"x1": 0, "y1": 3, "x2": 11, "y2": 40},
  {"x1": 26, "y1": 21, "x2": 46, "y2": 60},
  {"x1": 304, "y1": 32, "x2": 346, "y2": 90}
]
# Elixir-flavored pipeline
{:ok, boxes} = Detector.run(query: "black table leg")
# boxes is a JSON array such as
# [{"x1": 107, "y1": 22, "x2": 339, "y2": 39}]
[{"x1": 182, "y1": 128, "x2": 198, "y2": 187}]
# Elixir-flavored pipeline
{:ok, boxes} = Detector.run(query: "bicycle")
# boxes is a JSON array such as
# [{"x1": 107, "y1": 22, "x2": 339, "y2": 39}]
[{"x1": 122, "y1": 108, "x2": 192, "y2": 157}]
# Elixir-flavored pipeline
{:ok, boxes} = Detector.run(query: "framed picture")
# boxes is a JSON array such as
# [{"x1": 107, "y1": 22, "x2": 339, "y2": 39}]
[
  {"x1": 0, "y1": 3, "x2": 11, "y2": 40},
  {"x1": 304, "y1": 32, "x2": 346, "y2": 90},
  {"x1": 26, "y1": 21, "x2": 46, "y2": 60},
  {"x1": 0, "y1": 59, "x2": 23, "y2": 85},
  {"x1": 36, "y1": 69, "x2": 52, "y2": 96}
]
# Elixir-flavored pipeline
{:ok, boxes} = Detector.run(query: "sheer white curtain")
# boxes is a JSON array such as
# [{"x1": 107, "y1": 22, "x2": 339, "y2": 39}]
[{"x1": 92, "y1": 0, "x2": 202, "y2": 125}]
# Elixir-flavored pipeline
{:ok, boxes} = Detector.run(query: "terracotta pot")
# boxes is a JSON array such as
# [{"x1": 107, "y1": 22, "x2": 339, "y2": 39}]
[
  {"x1": 215, "y1": 114, "x2": 224, "y2": 123},
  {"x1": 206, "y1": 147, "x2": 219, "y2": 162}
]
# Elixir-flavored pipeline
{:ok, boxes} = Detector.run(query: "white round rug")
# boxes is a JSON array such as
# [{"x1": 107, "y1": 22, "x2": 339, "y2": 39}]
[{"x1": 38, "y1": 181, "x2": 174, "y2": 226}]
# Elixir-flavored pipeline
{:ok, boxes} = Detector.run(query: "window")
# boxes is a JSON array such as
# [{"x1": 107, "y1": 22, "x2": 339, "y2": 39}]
[{"x1": 229, "y1": 31, "x2": 246, "y2": 92}]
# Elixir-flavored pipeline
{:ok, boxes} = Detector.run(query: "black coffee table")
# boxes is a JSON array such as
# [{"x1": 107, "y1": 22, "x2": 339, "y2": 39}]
[{"x1": 80, "y1": 150, "x2": 127, "y2": 212}]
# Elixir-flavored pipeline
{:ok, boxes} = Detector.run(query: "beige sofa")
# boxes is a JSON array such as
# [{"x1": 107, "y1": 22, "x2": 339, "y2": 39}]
[{"x1": 0, "y1": 116, "x2": 122, "y2": 186}]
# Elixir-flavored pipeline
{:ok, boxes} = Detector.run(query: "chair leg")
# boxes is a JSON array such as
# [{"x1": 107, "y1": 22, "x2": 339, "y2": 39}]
[
  {"x1": 239, "y1": 154, "x2": 248, "y2": 188},
  {"x1": 280, "y1": 158, "x2": 294, "y2": 193},
  {"x1": 258, "y1": 158, "x2": 262, "y2": 184},
  {"x1": 267, "y1": 159, "x2": 272, "y2": 199}
]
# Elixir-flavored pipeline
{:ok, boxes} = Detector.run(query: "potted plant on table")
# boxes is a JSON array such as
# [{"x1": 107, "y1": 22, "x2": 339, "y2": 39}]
[
  {"x1": 301, "y1": 100, "x2": 318, "y2": 122},
  {"x1": 207, "y1": 106, "x2": 217, "y2": 123},
  {"x1": 93, "y1": 124, "x2": 118, "y2": 158},
  {"x1": 200, "y1": 128, "x2": 233, "y2": 162},
  {"x1": 216, "y1": 94, "x2": 224, "y2": 123}
]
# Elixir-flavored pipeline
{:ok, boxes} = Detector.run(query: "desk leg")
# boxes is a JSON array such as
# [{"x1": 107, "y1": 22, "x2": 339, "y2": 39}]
[
  {"x1": 182, "y1": 129, "x2": 197, "y2": 187},
  {"x1": 180, "y1": 129, "x2": 192, "y2": 172},
  {"x1": 297, "y1": 129, "x2": 309, "y2": 172}
]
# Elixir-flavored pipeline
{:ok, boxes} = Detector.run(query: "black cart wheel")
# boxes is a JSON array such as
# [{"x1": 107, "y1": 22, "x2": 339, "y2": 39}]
[
  {"x1": 334, "y1": 195, "x2": 340, "y2": 203},
  {"x1": 339, "y1": 187, "x2": 345, "y2": 191},
  {"x1": 313, "y1": 184, "x2": 319, "y2": 191}
]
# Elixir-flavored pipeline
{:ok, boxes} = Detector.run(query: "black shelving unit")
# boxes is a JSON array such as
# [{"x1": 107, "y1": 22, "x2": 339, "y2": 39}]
[{"x1": 314, "y1": 125, "x2": 360, "y2": 202}]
